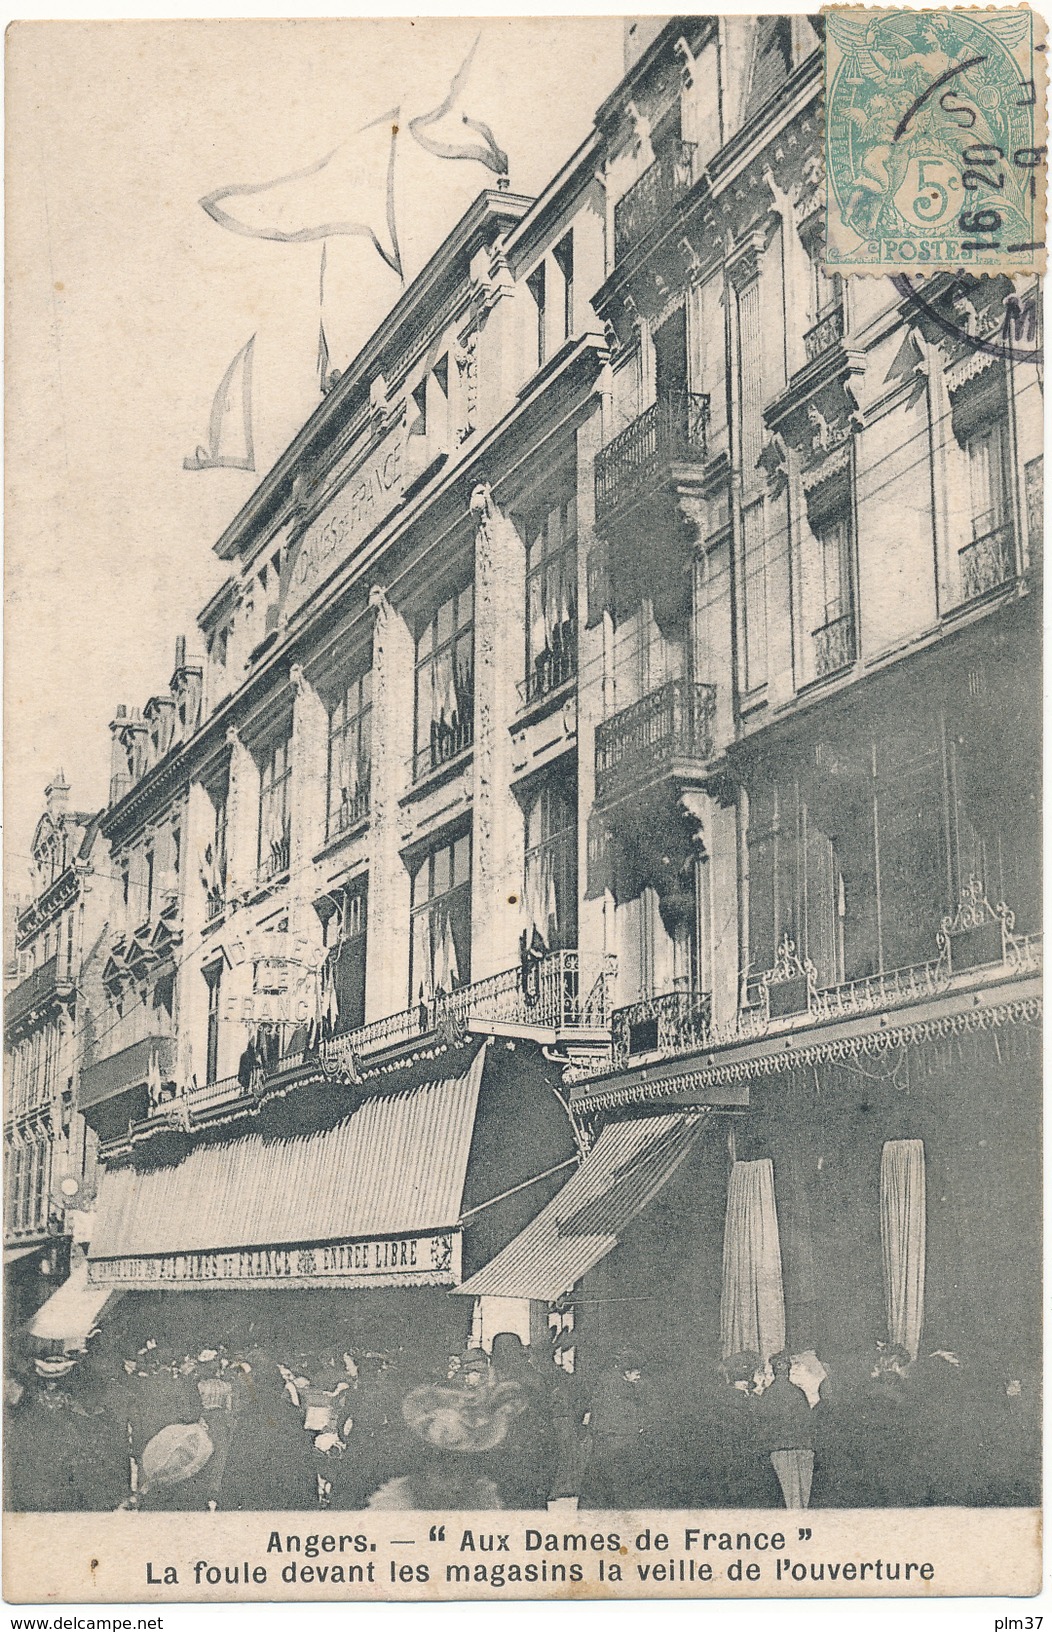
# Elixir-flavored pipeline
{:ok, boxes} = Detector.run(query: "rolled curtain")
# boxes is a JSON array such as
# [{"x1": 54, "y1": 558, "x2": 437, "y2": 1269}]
[
  {"x1": 880, "y1": 1138, "x2": 926, "y2": 1361},
  {"x1": 721, "y1": 1158, "x2": 786, "y2": 1362}
]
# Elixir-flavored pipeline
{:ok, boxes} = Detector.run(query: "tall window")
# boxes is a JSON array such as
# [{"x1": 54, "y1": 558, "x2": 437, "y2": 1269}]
[
  {"x1": 319, "y1": 882, "x2": 368, "y2": 1034},
  {"x1": 414, "y1": 585, "x2": 474, "y2": 779},
  {"x1": 143, "y1": 848, "x2": 155, "y2": 921},
  {"x1": 524, "y1": 776, "x2": 578, "y2": 951},
  {"x1": 525, "y1": 496, "x2": 578, "y2": 702},
  {"x1": 258, "y1": 730, "x2": 292, "y2": 880},
  {"x1": 527, "y1": 262, "x2": 546, "y2": 370},
  {"x1": 410, "y1": 833, "x2": 471, "y2": 1003},
  {"x1": 554, "y1": 234, "x2": 574, "y2": 345},
  {"x1": 327, "y1": 671, "x2": 373, "y2": 836},
  {"x1": 811, "y1": 508, "x2": 855, "y2": 678},
  {"x1": 957, "y1": 373, "x2": 1013, "y2": 601},
  {"x1": 204, "y1": 962, "x2": 222, "y2": 1085}
]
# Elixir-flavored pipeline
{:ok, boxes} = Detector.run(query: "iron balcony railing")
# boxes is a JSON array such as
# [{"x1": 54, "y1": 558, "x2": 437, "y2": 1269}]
[
  {"x1": 959, "y1": 524, "x2": 1014, "y2": 603},
  {"x1": 413, "y1": 713, "x2": 474, "y2": 783},
  {"x1": 614, "y1": 140, "x2": 697, "y2": 262},
  {"x1": 803, "y1": 303, "x2": 845, "y2": 364},
  {"x1": 812, "y1": 609, "x2": 856, "y2": 679},
  {"x1": 595, "y1": 678, "x2": 717, "y2": 805},
  {"x1": 328, "y1": 782, "x2": 372, "y2": 840},
  {"x1": 256, "y1": 830, "x2": 291, "y2": 887},
  {"x1": 612, "y1": 988, "x2": 712, "y2": 1068},
  {"x1": 520, "y1": 640, "x2": 577, "y2": 707},
  {"x1": 595, "y1": 392, "x2": 709, "y2": 523},
  {"x1": 180, "y1": 951, "x2": 618, "y2": 1104}
]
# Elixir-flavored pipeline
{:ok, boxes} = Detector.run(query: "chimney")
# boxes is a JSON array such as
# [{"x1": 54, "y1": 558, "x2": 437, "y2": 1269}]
[
  {"x1": 45, "y1": 770, "x2": 70, "y2": 822},
  {"x1": 174, "y1": 635, "x2": 186, "y2": 671}
]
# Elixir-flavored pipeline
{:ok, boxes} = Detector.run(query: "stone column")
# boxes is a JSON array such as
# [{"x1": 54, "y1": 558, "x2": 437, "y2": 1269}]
[
  {"x1": 470, "y1": 483, "x2": 526, "y2": 981},
  {"x1": 365, "y1": 586, "x2": 415, "y2": 1020}
]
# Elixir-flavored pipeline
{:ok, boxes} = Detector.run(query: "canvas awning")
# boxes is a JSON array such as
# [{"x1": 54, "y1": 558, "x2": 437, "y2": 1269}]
[
  {"x1": 457, "y1": 1110, "x2": 706, "y2": 1303},
  {"x1": 4, "y1": 1244, "x2": 46, "y2": 1265},
  {"x1": 88, "y1": 1049, "x2": 486, "y2": 1290},
  {"x1": 28, "y1": 1259, "x2": 118, "y2": 1345}
]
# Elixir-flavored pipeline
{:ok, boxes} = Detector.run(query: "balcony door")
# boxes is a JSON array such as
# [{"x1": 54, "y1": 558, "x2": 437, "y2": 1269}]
[{"x1": 653, "y1": 306, "x2": 688, "y2": 407}]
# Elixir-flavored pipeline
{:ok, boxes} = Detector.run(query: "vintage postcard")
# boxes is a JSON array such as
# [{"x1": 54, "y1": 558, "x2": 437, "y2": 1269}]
[{"x1": 3, "y1": 8, "x2": 1043, "y2": 1608}]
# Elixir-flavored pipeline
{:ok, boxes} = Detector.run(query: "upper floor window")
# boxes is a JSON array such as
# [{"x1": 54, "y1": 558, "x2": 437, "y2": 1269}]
[
  {"x1": 327, "y1": 670, "x2": 372, "y2": 837},
  {"x1": 527, "y1": 263, "x2": 546, "y2": 370},
  {"x1": 524, "y1": 774, "x2": 578, "y2": 953},
  {"x1": 317, "y1": 880, "x2": 368, "y2": 1035},
  {"x1": 809, "y1": 504, "x2": 856, "y2": 681},
  {"x1": 414, "y1": 585, "x2": 474, "y2": 780},
  {"x1": 554, "y1": 234, "x2": 574, "y2": 344},
  {"x1": 524, "y1": 495, "x2": 578, "y2": 703},
  {"x1": 258, "y1": 730, "x2": 292, "y2": 882},
  {"x1": 410, "y1": 832, "x2": 471, "y2": 1003},
  {"x1": 956, "y1": 371, "x2": 1014, "y2": 603},
  {"x1": 406, "y1": 355, "x2": 451, "y2": 483},
  {"x1": 204, "y1": 962, "x2": 222, "y2": 1086}
]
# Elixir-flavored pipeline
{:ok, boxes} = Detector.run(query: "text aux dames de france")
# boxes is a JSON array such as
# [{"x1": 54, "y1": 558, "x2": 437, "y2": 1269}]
[{"x1": 147, "y1": 1529, "x2": 937, "y2": 1591}]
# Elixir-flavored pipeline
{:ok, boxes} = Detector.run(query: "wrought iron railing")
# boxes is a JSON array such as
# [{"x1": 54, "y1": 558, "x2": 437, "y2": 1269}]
[
  {"x1": 612, "y1": 988, "x2": 712, "y2": 1067},
  {"x1": 812, "y1": 610, "x2": 856, "y2": 679},
  {"x1": 803, "y1": 304, "x2": 845, "y2": 363},
  {"x1": 257, "y1": 831, "x2": 290, "y2": 886},
  {"x1": 595, "y1": 678, "x2": 716, "y2": 804},
  {"x1": 595, "y1": 392, "x2": 710, "y2": 522},
  {"x1": 959, "y1": 525, "x2": 1014, "y2": 603},
  {"x1": 412, "y1": 713, "x2": 474, "y2": 782},
  {"x1": 328, "y1": 782, "x2": 371, "y2": 840},
  {"x1": 521, "y1": 640, "x2": 577, "y2": 707},
  {"x1": 206, "y1": 890, "x2": 226, "y2": 922},
  {"x1": 614, "y1": 140, "x2": 697, "y2": 261}
]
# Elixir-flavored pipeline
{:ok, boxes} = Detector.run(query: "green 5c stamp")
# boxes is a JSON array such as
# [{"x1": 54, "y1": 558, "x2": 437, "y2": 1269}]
[{"x1": 825, "y1": 7, "x2": 1047, "y2": 273}]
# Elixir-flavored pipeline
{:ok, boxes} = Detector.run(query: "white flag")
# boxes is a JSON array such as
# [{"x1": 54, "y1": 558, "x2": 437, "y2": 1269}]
[{"x1": 184, "y1": 336, "x2": 256, "y2": 472}]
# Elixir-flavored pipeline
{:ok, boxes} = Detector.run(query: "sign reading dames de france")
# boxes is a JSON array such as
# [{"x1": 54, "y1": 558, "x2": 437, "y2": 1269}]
[
  {"x1": 88, "y1": 1230, "x2": 459, "y2": 1290},
  {"x1": 281, "y1": 423, "x2": 404, "y2": 621}
]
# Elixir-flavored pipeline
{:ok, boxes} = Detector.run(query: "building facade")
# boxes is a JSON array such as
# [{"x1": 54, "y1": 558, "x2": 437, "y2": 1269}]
[
  {"x1": 4, "y1": 778, "x2": 106, "y2": 1330},
  {"x1": 17, "y1": 16, "x2": 1041, "y2": 1510}
]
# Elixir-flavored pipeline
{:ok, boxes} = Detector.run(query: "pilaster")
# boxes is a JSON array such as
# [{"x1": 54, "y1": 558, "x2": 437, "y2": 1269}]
[
  {"x1": 365, "y1": 586, "x2": 415, "y2": 1020},
  {"x1": 288, "y1": 663, "x2": 329, "y2": 940},
  {"x1": 470, "y1": 483, "x2": 527, "y2": 980},
  {"x1": 223, "y1": 725, "x2": 260, "y2": 906}
]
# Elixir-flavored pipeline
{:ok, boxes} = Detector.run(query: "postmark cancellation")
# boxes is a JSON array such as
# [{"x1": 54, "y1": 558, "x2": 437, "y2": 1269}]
[{"x1": 825, "y1": 6, "x2": 1047, "y2": 274}]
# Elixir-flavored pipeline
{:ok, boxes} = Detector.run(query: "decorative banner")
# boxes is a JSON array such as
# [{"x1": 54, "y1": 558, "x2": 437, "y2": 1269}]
[{"x1": 88, "y1": 1230, "x2": 460, "y2": 1290}]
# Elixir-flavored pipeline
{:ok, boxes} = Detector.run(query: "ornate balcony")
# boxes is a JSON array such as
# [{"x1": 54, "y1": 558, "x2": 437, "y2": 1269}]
[
  {"x1": 5, "y1": 950, "x2": 73, "y2": 1031},
  {"x1": 595, "y1": 678, "x2": 716, "y2": 807},
  {"x1": 803, "y1": 304, "x2": 845, "y2": 364},
  {"x1": 80, "y1": 1033, "x2": 175, "y2": 1111},
  {"x1": 812, "y1": 609, "x2": 856, "y2": 679},
  {"x1": 614, "y1": 141, "x2": 696, "y2": 263},
  {"x1": 959, "y1": 525, "x2": 1014, "y2": 603},
  {"x1": 595, "y1": 392, "x2": 709, "y2": 526},
  {"x1": 612, "y1": 988, "x2": 712, "y2": 1068}
]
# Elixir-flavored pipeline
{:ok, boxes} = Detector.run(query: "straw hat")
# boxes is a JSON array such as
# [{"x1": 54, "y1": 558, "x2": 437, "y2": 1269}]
[{"x1": 140, "y1": 1421, "x2": 214, "y2": 1491}]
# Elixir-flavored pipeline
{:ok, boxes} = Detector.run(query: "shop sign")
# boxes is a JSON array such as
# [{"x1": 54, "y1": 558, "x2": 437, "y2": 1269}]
[
  {"x1": 281, "y1": 425, "x2": 404, "y2": 620},
  {"x1": 88, "y1": 1230, "x2": 460, "y2": 1290}
]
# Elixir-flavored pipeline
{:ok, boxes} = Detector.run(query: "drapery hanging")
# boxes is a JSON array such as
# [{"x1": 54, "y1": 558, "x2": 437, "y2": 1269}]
[
  {"x1": 720, "y1": 1158, "x2": 786, "y2": 1362},
  {"x1": 880, "y1": 1138, "x2": 926, "y2": 1361}
]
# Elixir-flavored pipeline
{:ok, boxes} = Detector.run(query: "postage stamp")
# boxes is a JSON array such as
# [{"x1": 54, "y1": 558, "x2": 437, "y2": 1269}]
[{"x1": 825, "y1": 6, "x2": 1047, "y2": 273}]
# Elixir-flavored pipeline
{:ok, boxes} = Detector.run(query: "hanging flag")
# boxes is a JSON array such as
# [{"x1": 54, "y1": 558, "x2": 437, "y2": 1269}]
[
  {"x1": 146, "y1": 1049, "x2": 163, "y2": 1108},
  {"x1": 409, "y1": 36, "x2": 509, "y2": 179},
  {"x1": 184, "y1": 336, "x2": 256, "y2": 472},
  {"x1": 200, "y1": 111, "x2": 403, "y2": 278}
]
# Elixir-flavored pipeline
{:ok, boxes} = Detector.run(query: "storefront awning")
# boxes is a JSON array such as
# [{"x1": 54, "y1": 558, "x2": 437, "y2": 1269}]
[
  {"x1": 88, "y1": 1049, "x2": 485, "y2": 1290},
  {"x1": 458, "y1": 1110, "x2": 706, "y2": 1303},
  {"x1": 4, "y1": 1244, "x2": 46, "y2": 1265},
  {"x1": 28, "y1": 1259, "x2": 118, "y2": 1344}
]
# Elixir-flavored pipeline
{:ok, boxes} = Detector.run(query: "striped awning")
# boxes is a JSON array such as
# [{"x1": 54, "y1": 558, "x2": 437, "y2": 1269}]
[
  {"x1": 29, "y1": 1259, "x2": 118, "y2": 1344},
  {"x1": 89, "y1": 1050, "x2": 485, "y2": 1276},
  {"x1": 458, "y1": 1110, "x2": 706, "y2": 1303}
]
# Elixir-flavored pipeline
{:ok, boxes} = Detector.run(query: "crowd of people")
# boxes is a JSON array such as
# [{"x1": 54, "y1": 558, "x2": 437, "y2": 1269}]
[{"x1": 3, "y1": 1320, "x2": 1038, "y2": 1512}]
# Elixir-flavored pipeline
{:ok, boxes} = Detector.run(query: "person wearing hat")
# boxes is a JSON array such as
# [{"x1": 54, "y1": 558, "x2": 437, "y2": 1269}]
[
  {"x1": 757, "y1": 1349, "x2": 816, "y2": 1508},
  {"x1": 713, "y1": 1350, "x2": 769, "y2": 1506},
  {"x1": 580, "y1": 1347, "x2": 650, "y2": 1509},
  {"x1": 488, "y1": 1333, "x2": 550, "y2": 1508}
]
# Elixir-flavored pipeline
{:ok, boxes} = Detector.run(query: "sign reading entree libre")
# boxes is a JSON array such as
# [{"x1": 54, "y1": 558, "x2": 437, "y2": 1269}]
[{"x1": 88, "y1": 1230, "x2": 458, "y2": 1288}]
